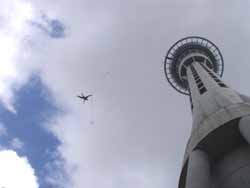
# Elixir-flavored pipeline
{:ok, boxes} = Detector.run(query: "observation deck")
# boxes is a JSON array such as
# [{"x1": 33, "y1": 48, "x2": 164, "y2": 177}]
[{"x1": 164, "y1": 36, "x2": 224, "y2": 95}]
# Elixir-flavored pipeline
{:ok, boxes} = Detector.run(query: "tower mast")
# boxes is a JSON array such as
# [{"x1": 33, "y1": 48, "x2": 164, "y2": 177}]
[{"x1": 164, "y1": 36, "x2": 250, "y2": 188}]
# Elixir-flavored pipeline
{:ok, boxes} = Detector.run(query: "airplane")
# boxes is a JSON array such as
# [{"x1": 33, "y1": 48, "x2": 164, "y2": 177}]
[{"x1": 77, "y1": 93, "x2": 92, "y2": 103}]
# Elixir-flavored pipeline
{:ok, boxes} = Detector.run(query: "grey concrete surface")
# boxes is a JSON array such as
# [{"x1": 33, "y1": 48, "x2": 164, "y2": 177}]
[
  {"x1": 183, "y1": 62, "x2": 250, "y2": 165},
  {"x1": 184, "y1": 102, "x2": 250, "y2": 165},
  {"x1": 213, "y1": 144, "x2": 250, "y2": 188},
  {"x1": 185, "y1": 149, "x2": 211, "y2": 188},
  {"x1": 179, "y1": 63, "x2": 250, "y2": 188},
  {"x1": 239, "y1": 116, "x2": 250, "y2": 144}
]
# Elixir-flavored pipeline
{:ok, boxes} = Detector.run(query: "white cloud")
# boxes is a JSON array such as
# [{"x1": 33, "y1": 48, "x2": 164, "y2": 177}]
[
  {"x1": 0, "y1": 0, "x2": 36, "y2": 113},
  {"x1": 10, "y1": 138, "x2": 24, "y2": 150},
  {"x1": 1, "y1": 0, "x2": 250, "y2": 188},
  {"x1": 43, "y1": 152, "x2": 70, "y2": 188},
  {"x1": 0, "y1": 123, "x2": 7, "y2": 136},
  {"x1": 0, "y1": 150, "x2": 38, "y2": 188}
]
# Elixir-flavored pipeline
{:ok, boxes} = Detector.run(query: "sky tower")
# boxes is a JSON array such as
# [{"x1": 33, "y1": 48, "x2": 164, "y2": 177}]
[{"x1": 164, "y1": 36, "x2": 250, "y2": 188}]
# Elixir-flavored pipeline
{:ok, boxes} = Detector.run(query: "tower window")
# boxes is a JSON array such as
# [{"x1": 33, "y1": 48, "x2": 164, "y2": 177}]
[
  {"x1": 200, "y1": 87, "x2": 207, "y2": 94},
  {"x1": 195, "y1": 78, "x2": 200, "y2": 82},
  {"x1": 198, "y1": 83, "x2": 204, "y2": 89},
  {"x1": 214, "y1": 78, "x2": 220, "y2": 82},
  {"x1": 196, "y1": 79, "x2": 202, "y2": 84},
  {"x1": 190, "y1": 65, "x2": 207, "y2": 95},
  {"x1": 187, "y1": 84, "x2": 194, "y2": 110},
  {"x1": 200, "y1": 63, "x2": 228, "y2": 88},
  {"x1": 218, "y1": 83, "x2": 227, "y2": 87}
]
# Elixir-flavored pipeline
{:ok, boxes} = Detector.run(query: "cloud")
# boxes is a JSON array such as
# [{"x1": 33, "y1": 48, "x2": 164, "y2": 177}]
[
  {"x1": 1, "y1": 0, "x2": 250, "y2": 188},
  {"x1": 38, "y1": 0, "x2": 250, "y2": 186},
  {"x1": 0, "y1": 150, "x2": 38, "y2": 188},
  {"x1": 10, "y1": 138, "x2": 24, "y2": 150},
  {"x1": 0, "y1": 0, "x2": 36, "y2": 113},
  {"x1": 29, "y1": 14, "x2": 66, "y2": 39},
  {"x1": 43, "y1": 151, "x2": 70, "y2": 188},
  {"x1": 0, "y1": 123, "x2": 7, "y2": 137}
]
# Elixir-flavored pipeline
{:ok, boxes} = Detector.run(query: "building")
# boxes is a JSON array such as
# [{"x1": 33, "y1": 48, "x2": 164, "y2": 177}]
[{"x1": 164, "y1": 36, "x2": 250, "y2": 188}]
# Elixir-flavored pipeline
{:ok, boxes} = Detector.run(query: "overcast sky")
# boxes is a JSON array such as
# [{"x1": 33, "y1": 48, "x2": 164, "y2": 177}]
[{"x1": 0, "y1": 0, "x2": 250, "y2": 187}]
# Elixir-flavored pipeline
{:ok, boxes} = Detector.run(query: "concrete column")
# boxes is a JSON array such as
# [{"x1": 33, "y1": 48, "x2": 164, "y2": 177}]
[
  {"x1": 239, "y1": 116, "x2": 250, "y2": 144},
  {"x1": 185, "y1": 149, "x2": 211, "y2": 188}
]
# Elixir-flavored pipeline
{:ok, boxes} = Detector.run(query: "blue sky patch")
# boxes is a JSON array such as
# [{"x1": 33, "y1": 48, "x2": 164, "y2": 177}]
[
  {"x1": 29, "y1": 14, "x2": 66, "y2": 39},
  {"x1": 0, "y1": 75, "x2": 62, "y2": 187}
]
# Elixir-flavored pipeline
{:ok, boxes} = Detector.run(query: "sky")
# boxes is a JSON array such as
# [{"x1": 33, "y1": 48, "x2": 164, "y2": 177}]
[{"x1": 0, "y1": 0, "x2": 250, "y2": 188}]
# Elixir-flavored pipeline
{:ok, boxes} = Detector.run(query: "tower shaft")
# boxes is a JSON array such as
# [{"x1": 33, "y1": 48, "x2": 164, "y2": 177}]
[
  {"x1": 183, "y1": 62, "x2": 250, "y2": 188},
  {"x1": 164, "y1": 37, "x2": 250, "y2": 188}
]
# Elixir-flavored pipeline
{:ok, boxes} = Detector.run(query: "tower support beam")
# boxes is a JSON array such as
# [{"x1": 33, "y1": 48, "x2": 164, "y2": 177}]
[
  {"x1": 186, "y1": 149, "x2": 211, "y2": 188},
  {"x1": 239, "y1": 116, "x2": 250, "y2": 144}
]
